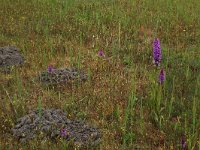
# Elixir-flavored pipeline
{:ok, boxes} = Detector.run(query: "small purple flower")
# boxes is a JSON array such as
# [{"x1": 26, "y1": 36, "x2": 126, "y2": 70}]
[
  {"x1": 60, "y1": 128, "x2": 67, "y2": 137},
  {"x1": 48, "y1": 65, "x2": 53, "y2": 72},
  {"x1": 159, "y1": 69, "x2": 165, "y2": 84},
  {"x1": 153, "y1": 38, "x2": 162, "y2": 66},
  {"x1": 181, "y1": 136, "x2": 187, "y2": 149},
  {"x1": 98, "y1": 49, "x2": 104, "y2": 57}
]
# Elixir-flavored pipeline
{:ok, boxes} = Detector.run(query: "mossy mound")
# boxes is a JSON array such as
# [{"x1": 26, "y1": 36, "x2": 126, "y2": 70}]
[{"x1": 12, "y1": 109, "x2": 101, "y2": 148}]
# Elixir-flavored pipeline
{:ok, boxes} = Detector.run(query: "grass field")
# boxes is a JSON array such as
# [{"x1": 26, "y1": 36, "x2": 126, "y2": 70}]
[{"x1": 0, "y1": 0, "x2": 200, "y2": 149}]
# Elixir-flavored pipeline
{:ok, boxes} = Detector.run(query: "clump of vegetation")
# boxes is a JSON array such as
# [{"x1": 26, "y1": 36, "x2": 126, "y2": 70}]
[
  {"x1": 0, "y1": 46, "x2": 24, "y2": 73},
  {"x1": 38, "y1": 67, "x2": 87, "y2": 85},
  {"x1": 12, "y1": 108, "x2": 101, "y2": 148},
  {"x1": 0, "y1": 0, "x2": 200, "y2": 149}
]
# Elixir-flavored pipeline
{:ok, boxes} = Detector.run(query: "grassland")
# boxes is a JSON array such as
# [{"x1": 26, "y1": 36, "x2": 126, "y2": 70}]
[{"x1": 0, "y1": 0, "x2": 200, "y2": 149}]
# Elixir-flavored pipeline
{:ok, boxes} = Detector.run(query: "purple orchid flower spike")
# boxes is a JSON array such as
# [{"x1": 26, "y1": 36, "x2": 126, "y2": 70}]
[
  {"x1": 60, "y1": 128, "x2": 67, "y2": 138},
  {"x1": 159, "y1": 69, "x2": 165, "y2": 84},
  {"x1": 98, "y1": 49, "x2": 104, "y2": 57},
  {"x1": 48, "y1": 65, "x2": 53, "y2": 73},
  {"x1": 181, "y1": 136, "x2": 187, "y2": 149},
  {"x1": 153, "y1": 38, "x2": 162, "y2": 66}
]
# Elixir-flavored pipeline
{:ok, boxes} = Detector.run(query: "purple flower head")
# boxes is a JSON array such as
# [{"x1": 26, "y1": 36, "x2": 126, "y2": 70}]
[
  {"x1": 159, "y1": 69, "x2": 165, "y2": 84},
  {"x1": 48, "y1": 65, "x2": 53, "y2": 73},
  {"x1": 60, "y1": 128, "x2": 67, "y2": 137},
  {"x1": 181, "y1": 136, "x2": 187, "y2": 149},
  {"x1": 153, "y1": 38, "x2": 162, "y2": 66},
  {"x1": 98, "y1": 49, "x2": 104, "y2": 57}
]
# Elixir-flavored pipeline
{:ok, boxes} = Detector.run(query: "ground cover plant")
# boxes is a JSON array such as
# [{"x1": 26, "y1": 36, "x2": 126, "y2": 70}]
[{"x1": 0, "y1": 0, "x2": 200, "y2": 149}]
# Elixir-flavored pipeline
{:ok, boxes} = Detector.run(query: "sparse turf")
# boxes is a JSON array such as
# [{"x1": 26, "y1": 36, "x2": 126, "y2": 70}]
[{"x1": 0, "y1": 0, "x2": 200, "y2": 149}]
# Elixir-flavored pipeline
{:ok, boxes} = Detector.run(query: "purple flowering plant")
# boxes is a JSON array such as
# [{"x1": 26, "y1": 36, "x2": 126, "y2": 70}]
[
  {"x1": 153, "y1": 38, "x2": 162, "y2": 66},
  {"x1": 60, "y1": 128, "x2": 67, "y2": 138},
  {"x1": 48, "y1": 65, "x2": 53, "y2": 73},
  {"x1": 98, "y1": 49, "x2": 105, "y2": 57},
  {"x1": 181, "y1": 136, "x2": 187, "y2": 149},
  {"x1": 159, "y1": 69, "x2": 165, "y2": 84}
]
